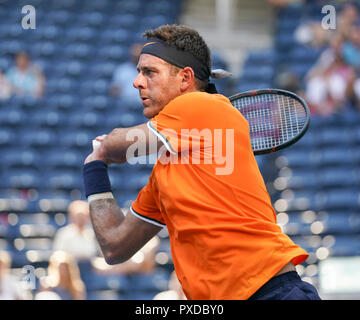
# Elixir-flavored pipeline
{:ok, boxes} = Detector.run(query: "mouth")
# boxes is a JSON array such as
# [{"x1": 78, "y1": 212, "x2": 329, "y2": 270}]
[{"x1": 141, "y1": 97, "x2": 150, "y2": 105}]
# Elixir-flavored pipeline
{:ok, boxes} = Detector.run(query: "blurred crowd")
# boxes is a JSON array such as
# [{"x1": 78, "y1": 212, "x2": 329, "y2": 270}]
[
  {"x1": 302, "y1": 3, "x2": 360, "y2": 116},
  {"x1": 1, "y1": 199, "x2": 183, "y2": 300},
  {"x1": 271, "y1": 1, "x2": 360, "y2": 116}
]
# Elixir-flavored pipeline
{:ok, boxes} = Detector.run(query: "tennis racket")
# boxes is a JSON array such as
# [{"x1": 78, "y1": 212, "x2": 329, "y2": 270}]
[{"x1": 229, "y1": 89, "x2": 310, "y2": 155}]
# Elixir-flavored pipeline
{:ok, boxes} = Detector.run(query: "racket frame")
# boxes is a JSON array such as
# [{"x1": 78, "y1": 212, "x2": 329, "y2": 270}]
[{"x1": 228, "y1": 88, "x2": 311, "y2": 155}]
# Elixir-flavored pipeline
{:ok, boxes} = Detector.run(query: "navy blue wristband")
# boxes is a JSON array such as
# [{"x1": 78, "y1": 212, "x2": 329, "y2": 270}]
[{"x1": 83, "y1": 160, "x2": 112, "y2": 198}]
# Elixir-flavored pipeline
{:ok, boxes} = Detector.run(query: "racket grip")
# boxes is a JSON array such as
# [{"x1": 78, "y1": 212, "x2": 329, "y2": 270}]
[{"x1": 92, "y1": 139, "x2": 101, "y2": 151}]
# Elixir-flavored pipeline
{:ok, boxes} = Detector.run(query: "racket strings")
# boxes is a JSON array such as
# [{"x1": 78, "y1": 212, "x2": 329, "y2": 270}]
[{"x1": 231, "y1": 93, "x2": 307, "y2": 152}]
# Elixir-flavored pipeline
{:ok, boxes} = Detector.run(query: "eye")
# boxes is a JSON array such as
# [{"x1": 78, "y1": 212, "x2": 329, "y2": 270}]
[{"x1": 144, "y1": 69, "x2": 155, "y2": 76}]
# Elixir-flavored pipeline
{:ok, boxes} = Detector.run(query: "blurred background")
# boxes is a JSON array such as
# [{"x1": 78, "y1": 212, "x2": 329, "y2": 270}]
[{"x1": 0, "y1": 0, "x2": 360, "y2": 300}]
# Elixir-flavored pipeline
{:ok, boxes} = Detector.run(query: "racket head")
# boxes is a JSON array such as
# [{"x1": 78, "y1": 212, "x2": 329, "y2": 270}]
[{"x1": 229, "y1": 89, "x2": 310, "y2": 155}]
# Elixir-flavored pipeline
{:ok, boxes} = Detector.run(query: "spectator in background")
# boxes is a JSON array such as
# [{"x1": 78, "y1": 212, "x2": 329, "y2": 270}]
[
  {"x1": 153, "y1": 271, "x2": 187, "y2": 300},
  {"x1": 6, "y1": 51, "x2": 45, "y2": 99},
  {"x1": 110, "y1": 43, "x2": 142, "y2": 103},
  {"x1": 0, "y1": 70, "x2": 12, "y2": 101},
  {"x1": 305, "y1": 34, "x2": 356, "y2": 115},
  {"x1": 0, "y1": 250, "x2": 24, "y2": 300},
  {"x1": 36, "y1": 251, "x2": 86, "y2": 300},
  {"x1": 337, "y1": 3, "x2": 359, "y2": 42},
  {"x1": 295, "y1": 21, "x2": 330, "y2": 50},
  {"x1": 342, "y1": 24, "x2": 360, "y2": 70},
  {"x1": 53, "y1": 200, "x2": 100, "y2": 261}
]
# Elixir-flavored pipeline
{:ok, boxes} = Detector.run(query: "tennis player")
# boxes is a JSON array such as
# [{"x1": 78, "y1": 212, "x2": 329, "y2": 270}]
[{"x1": 83, "y1": 24, "x2": 321, "y2": 300}]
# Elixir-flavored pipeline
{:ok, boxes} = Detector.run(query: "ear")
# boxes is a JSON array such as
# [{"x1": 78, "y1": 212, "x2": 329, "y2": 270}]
[{"x1": 180, "y1": 67, "x2": 195, "y2": 92}]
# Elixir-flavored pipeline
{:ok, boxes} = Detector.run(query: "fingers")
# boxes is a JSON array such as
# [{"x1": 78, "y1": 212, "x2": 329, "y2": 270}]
[{"x1": 95, "y1": 134, "x2": 107, "y2": 142}]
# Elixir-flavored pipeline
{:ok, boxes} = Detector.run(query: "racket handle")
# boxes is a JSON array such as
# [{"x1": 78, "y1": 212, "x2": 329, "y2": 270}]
[{"x1": 92, "y1": 139, "x2": 101, "y2": 151}]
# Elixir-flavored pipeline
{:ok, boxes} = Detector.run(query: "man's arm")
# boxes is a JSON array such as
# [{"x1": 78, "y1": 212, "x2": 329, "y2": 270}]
[
  {"x1": 83, "y1": 123, "x2": 163, "y2": 265},
  {"x1": 89, "y1": 198, "x2": 162, "y2": 265},
  {"x1": 98, "y1": 122, "x2": 162, "y2": 164}
]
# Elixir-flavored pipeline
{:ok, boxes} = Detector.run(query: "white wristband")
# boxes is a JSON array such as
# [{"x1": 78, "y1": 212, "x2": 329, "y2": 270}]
[{"x1": 87, "y1": 192, "x2": 114, "y2": 204}]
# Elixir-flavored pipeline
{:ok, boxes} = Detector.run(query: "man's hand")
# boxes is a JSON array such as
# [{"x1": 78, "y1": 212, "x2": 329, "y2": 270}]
[{"x1": 84, "y1": 134, "x2": 110, "y2": 165}]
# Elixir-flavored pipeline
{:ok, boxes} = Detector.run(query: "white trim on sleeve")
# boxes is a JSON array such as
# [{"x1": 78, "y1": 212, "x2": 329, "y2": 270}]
[{"x1": 130, "y1": 205, "x2": 165, "y2": 228}]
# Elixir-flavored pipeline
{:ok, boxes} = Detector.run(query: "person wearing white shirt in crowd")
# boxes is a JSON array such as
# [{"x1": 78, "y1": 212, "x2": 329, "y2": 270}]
[
  {"x1": 0, "y1": 250, "x2": 24, "y2": 300},
  {"x1": 53, "y1": 200, "x2": 99, "y2": 261}
]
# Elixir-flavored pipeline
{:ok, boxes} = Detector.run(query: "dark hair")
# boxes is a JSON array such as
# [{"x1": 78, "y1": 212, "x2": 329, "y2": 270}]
[{"x1": 143, "y1": 24, "x2": 211, "y2": 91}]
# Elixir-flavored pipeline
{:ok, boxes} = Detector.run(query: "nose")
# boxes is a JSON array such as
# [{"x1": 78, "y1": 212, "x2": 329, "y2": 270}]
[{"x1": 133, "y1": 73, "x2": 145, "y2": 89}]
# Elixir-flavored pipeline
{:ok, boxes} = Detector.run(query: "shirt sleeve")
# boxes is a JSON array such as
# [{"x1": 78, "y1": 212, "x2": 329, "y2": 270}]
[
  {"x1": 148, "y1": 93, "x2": 214, "y2": 154},
  {"x1": 130, "y1": 177, "x2": 165, "y2": 228}
]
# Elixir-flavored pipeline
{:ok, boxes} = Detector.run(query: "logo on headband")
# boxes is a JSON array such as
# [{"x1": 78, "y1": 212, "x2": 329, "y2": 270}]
[{"x1": 143, "y1": 41, "x2": 157, "y2": 47}]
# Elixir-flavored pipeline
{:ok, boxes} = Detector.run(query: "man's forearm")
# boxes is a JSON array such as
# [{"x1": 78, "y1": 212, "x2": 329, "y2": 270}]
[{"x1": 89, "y1": 198, "x2": 128, "y2": 264}]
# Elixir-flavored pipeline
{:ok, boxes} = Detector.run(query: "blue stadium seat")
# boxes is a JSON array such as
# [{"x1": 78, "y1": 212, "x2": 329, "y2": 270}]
[
  {"x1": 317, "y1": 189, "x2": 360, "y2": 211},
  {"x1": 58, "y1": 129, "x2": 94, "y2": 149},
  {"x1": 141, "y1": 15, "x2": 172, "y2": 30},
  {"x1": 236, "y1": 81, "x2": 272, "y2": 93},
  {"x1": 89, "y1": 62, "x2": 118, "y2": 79},
  {"x1": 20, "y1": 128, "x2": 57, "y2": 148},
  {"x1": 29, "y1": 109, "x2": 67, "y2": 129},
  {"x1": 68, "y1": 110, "x2": 106, "y2": 130},
  {"x1": 241, "y1": 65, "x2": 274, "y2": 82},
  {"x1": 0, "y1": 128, "x2": 16, "y2": 149},
  {"x1": 283, "y1": 169, "x2": 319, "y2": 190},
  {"x1": 77, "y1": 12, "x2": 105, "y2": 27},
  {"x1": 127, "y1": 270, "x2": 170, "y2": 293},
  {"x1": 0, "y1": 168, "x2": 42, "y2": 190},
  {"x1": 79, "y1": 79, "x2": 110, "y2": 96},
  {"x1": 282, "y1": 190, "x2": 319, "y2": 211},
  {"x1": 14, "y1": 213, "x2": 57, "y2": 238},
  {"x1": 29, "y1": 41, "x2": 59, "y2": 59},
  {"x1": 318, "y1": 168, "x2": 360, "y2": 189},
  {"x1": 245, "y1": 49, "x2": 276, "y2": 65},
  {"x1": 36, "y1": 190, "x2": 73, "y2": 213},
  {"x1": 43, "y1": 10, "x2": 73, "y2": 26},
  {"x1": 0, "y1": 188, "x2": 39, "y2": 213},
  {"x1": 98, "y1": 45, "x2": 128, "y2": 62},
  {"x1": 65, "y1": 26, "x2": 97, "y2": 43},
  {"x1": 43, "y1": 148, "x2": 84, "y2": 170},
  {"x1": 275, "y1": 33, "x2": 296, "y2": 52},
  {"x1": 318, "y1": 147, "x2": 355, "y2": 167},
  {"x1": 328, "y1": 235, "x2": 360, "y2": 256},
  {"x1": 45, "y1": 94, "x2": 79, "y2": 112},
  {"x1": 123, "y1": 172, "x2": 151, "y2": 192},
  {"x1": 289, "y1": 45, "x2": 322, "y2": 64},
  {"x1": 3, "y1": 148, "x2": 41, "y2": 170},
  {"x1": 108, "y1": 14, "x2": 139, "y2": 30},
  {"x1": 0, "y1": 109, "x2": 25, "y2": 128},
  {"x1": 81, "y1": 95, "x2": 111, "y2": 111},
  {"x1": 100, "y1": 28, "x2": 132, "y2": 46},
  {"x1": 42, "y1": 169, "x2": 82, "y2": 191},
  {"x1": 317, "y1": 127, "x2": 354, "y2": 147},
  {"x1": 291, "y1": 235, "x2": 320, "y2": 254},
  {"x1": 282, "y1": 213, "x2": 311, "y2": 236},
  {"x1": 63, "y1": 43, "x2": 93, "y2": 60},
  {"x1": 105, "y1": 111, "x2": 146, "y2": 129},
  {"x1": 316, "y1": 212, "x2": 360, "y2": 235},
  {"x1": 82, "y1": 270, "x2": 129, "y2": 292},
  {"x1": 279, "y1": 149, "x2": 320, "y2": 168}
]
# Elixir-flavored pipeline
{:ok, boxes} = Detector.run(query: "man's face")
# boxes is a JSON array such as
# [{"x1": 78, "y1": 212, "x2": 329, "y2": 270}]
[{"x1": 133, "y1": 54, "x2": 182, "y2": 119}]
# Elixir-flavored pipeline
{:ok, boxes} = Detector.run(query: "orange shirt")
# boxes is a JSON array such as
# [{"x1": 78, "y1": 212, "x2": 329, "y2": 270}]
[{"x1": 131, "y1": 92, "x2": 308, "y2": 300}]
